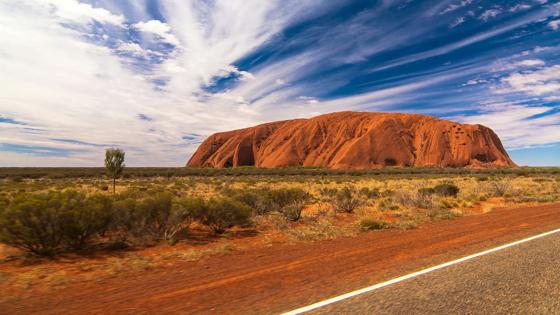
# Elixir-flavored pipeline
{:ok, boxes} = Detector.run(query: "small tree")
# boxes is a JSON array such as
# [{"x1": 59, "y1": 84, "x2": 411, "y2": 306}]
[{"x1": 105, "y1": 148, "x2": 125, "y2": 194}]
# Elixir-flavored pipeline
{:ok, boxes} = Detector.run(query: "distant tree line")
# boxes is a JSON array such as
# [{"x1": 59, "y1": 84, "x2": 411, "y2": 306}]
[{"x1": 1, "y1": 166, "x2": 558, "y2": 180}]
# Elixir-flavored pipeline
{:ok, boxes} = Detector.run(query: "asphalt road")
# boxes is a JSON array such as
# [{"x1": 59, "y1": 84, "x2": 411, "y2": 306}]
[{"x1": 307, "y1": 230, "x2": 560, "y2": 314}]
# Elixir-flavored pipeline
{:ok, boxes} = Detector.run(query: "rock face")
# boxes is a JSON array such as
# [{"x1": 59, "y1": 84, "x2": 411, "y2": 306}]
[{"x1": 187, "y1": 111, "x2": 516, "y2": 169}]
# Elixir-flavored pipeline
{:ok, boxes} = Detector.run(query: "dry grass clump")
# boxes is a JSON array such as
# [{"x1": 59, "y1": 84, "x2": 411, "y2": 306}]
[
  {"x1": 359, "y1": 218, "x2": 390, "y2": 231},
  {"x1": 331, "y1": 187, "x2": 363, "y2": 213},
  {"x1": 285, "y1": 218, "x2": 356, "y2": 242},
  {"x1": 167, "y1": 242, "x2": 238, "y2": 262}
]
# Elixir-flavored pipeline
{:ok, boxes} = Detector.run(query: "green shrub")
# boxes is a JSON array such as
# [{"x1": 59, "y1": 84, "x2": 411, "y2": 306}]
[
  {"x1": 0, "y1": 191, "x2": 114, "y2": 254},
  {"x1": 0, "y1": 191, "x2": 75, "y2": 256},
  {"x1": 229, "y1": 188, "x2": 310, "y2": 218},
  {"x1": 280, "y1": 202, "x2": 306, "y2": 222},
  {"x1": 433, "y1": 183, "x2": 460, "y2": 197},
  {"x1": 359, "y1": 218, "x2": 390, "y2": 231},
  {"x1": 111, "y1": 193, "x2": 203, "y2": 244},
  {"x1": 136, "y1": 192, "x2": 174, "y2": 239},
  {"x1": 227, "y1": 188, "x2": 271, "y2": 215},
  {"x1": 60, "y1": 192, "x2": 113, "y2": 250},
  {"x1": 333, "y1": 187, "x2": 362, "y2": 213},
  {"x1": 111, "y1": 197, "x2": 139, "y2": 240},
  {"x1": 166, "y1": 197, "x2": 205, "y2": 244},
  {"x1": 199, "y1": 197, "x2": 251, "y2": 234},
  {"x1": 268, "y1": 188, "x2": 310, "y2": 210}
]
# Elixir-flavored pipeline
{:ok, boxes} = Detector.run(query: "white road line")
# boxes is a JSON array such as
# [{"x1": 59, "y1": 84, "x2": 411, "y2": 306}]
[{"x1": 281, "y1": 227, "x2": 560, "y2": 315}]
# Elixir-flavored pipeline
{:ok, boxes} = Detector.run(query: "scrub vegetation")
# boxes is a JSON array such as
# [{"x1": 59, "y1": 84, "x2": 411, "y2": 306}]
[{"x1": 0, "y1": 167, "x2": 559, "y2": 294}]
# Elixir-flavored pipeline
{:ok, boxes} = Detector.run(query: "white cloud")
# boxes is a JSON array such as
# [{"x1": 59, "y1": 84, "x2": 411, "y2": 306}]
[
  {"x1": 238, "y1": 71, "x2": 254, "y2": 81},
  {"x1": 440, "y1": 0, "x2": 473, "y2": 15},
  {"x1": 463, "y1": 79, "x2": 488, "y2": 86},
  {"x1": 514, "y1": 59, "x2": 545, "y2": 67},
  {"x1": 221, "y1": 65, "x2": 254, "y2": 81},
  {"x1": 549, "y1": 19, "x2": 560, "y2": 30},
  {"x1": 134, "y1": 20, "x2": 181, "y2": 46},
  {"x1": 479, "y1": 9, "x2": 502, "y2": 21},
  {"x1": 492, "y1": 58, "x2": 546, "y2": 72},
  {"x1": 452, "y1": 102, "x2": 560, "y2": 149},
  {"x1": 498, "y1": 65, "x2": 560, "y2": 96},
  {"x1": 478, "y1": 112, "x2": 558, "y2": 148},
  {"x1": 449, "y1": 17, "x2": 465, "y2": 28},
  {"x1": 510, "y1": 4, "x2": 532, "y2": 12},
  {"x1": 212, "y1": 92, "x2": 249, "y2": 105},
  {"x1": 533, "y1": 46, "x2": 552, "y2": 53},
  {"x1": 38, "y1": 0, "x2": 125, "y2": 26},
  {"x1": 297, "y1": 96, "x2": 319, "y2": 104},
  {"x1": 116, "y1": 42, "x2": 149, "y2": 57}
]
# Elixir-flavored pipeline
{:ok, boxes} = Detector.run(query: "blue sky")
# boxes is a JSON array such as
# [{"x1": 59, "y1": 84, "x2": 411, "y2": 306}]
[{"x1": 0, "y1": 0, "x2": 559, "y2": 166}]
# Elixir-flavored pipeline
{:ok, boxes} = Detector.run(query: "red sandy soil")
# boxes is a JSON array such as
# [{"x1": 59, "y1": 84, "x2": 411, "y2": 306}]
[
  {"x1": 2, "y1": 202, "x2": 559, "y2": 314},
  {"x1": 187, "y1": 111, "x2": 516, "y2": 169}
]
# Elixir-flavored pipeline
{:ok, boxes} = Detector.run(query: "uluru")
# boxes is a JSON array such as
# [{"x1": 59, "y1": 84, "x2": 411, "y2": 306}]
[{"x1": 187, "y1": 111, "x2": 516, "y2": 169}]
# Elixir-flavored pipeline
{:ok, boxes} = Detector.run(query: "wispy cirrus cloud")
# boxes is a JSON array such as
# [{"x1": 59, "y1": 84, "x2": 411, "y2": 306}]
[
  {"x1": 510, "y1": 4, "x2": 532, "y2": 12},
  {"x1": 479, "y1": 8, "x2": 502, "y2": 21},
  {"x1": 449, "y1": 16, "x2": 466, "y2": 28}
]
